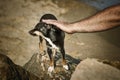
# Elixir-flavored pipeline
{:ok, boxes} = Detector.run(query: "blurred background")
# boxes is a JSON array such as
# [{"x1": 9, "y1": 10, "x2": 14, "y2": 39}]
[{"x1": 0, "y1": 0, "x2": 120, "y2": 66}]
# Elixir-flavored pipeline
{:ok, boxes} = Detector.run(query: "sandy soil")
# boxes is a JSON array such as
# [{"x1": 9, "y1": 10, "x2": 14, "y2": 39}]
[{"x1": 0, "y1": 0, "x2": 120, "y2": 66}]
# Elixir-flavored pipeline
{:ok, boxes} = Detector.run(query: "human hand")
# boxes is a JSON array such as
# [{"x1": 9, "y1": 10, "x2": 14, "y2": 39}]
[{"x1": 42, "y1": 19, "x2": 74, "y2": 34}]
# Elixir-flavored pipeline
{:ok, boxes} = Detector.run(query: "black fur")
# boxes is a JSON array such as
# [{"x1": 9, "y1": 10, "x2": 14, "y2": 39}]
[{"x1": 29, "y1": 14, "x2": 66, "y2": 68}]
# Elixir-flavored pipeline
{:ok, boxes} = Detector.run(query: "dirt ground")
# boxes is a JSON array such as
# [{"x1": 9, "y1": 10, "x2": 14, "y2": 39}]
[{"x1": 0, "y1": 0, "x2": 120, "y2": 66}]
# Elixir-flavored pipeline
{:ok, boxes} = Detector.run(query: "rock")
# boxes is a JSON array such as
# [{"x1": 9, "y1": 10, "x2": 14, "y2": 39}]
[
  {"x1": 24, "y1": 53, "x2": 80, "y2": 80},
  {"x1": 0, "y1": 53, "x2": 40, "y2": 80},
  {"x1": 1, "y1": 52, "x2": 120, "y2": 80},
  {"x1": 71, "y1": 58, "x2": 120, "y2": 80},
  {"x1": 101, "y1": 60, "x2": 120, "y2": 70},
  {"x1": 0, "y1": 52, "x2": 80, "y2": 80}
]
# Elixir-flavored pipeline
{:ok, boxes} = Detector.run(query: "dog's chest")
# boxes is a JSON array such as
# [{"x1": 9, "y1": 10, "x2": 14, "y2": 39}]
[{"x1": 47, "y1": 29, "x2": 60, "y2": 42}]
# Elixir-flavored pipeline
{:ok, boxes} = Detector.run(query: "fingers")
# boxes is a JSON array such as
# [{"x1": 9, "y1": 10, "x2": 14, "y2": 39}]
[
  {"x1": 42, "y1": 19, "x2": 58, "y2": 25},
  {"x1": 42, "y1": 19, "x2": 73, "y2": 34},
  {"x1": 42, "y1": 19, "x2": 64, "y2": 30}
]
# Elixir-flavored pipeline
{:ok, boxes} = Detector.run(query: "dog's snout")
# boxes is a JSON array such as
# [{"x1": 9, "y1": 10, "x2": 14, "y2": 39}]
[
  {"x1": 29, "y1": 29, "x2": 37, "y2": 36},
  {"x1": 29, "y1": 29, "x2": 33, "y2": 34}
]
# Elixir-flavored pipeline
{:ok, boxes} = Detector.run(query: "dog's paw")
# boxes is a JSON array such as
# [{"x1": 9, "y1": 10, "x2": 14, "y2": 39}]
[
  {"x1": 63, "y1": 64, "x2": 69, "y2": 70},
  {"x1": 48, "y1": 66, "x2": 54, "y2": 72}
]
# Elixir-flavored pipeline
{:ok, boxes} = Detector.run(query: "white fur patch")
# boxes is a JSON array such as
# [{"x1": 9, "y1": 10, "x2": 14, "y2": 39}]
[
  {"x1": 63, "y1": 64, "x2": 69, "y2": 70},
  {"x1": 34, "y1": 31, "x2": 41, "y2": 36},
  {"x1": 48, "y1": 66, "x2": 54, "y2": 72}
]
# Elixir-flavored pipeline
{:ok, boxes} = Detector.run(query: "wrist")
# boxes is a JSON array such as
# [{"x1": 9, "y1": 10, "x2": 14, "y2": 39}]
[{"x1": 71, "y1": 21, "x2": 86, "y2": 33}]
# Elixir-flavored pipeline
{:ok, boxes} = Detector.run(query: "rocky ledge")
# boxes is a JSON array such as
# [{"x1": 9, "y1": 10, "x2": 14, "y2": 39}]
[{"x1": 0, "y1": 53, "x2": 120, "y2": 80}]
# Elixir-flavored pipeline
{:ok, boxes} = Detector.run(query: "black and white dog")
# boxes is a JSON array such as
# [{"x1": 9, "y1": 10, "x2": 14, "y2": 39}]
[{"x1": 29, "y1": 14, "x2": 68, "y2": 72}]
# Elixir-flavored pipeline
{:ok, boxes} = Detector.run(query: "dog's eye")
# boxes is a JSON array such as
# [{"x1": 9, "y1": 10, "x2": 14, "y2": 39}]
[{"x1": 40, "y1": 28, "x2": 43, "y2": 31}]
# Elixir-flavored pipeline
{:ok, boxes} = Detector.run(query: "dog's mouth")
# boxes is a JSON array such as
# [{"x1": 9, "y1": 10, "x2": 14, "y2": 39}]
[{"x1": 29, "y1": 29, "x2": 39, "y2": 36}]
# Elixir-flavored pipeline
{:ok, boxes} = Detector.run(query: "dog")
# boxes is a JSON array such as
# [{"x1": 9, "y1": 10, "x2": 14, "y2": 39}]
[{"x1": 29, "y1": 14, "x2": 69, "y2": 72}]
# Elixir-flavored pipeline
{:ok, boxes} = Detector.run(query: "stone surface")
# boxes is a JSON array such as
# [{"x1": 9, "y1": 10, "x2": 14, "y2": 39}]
[
  {"x1": 1, "y1": 52, "x2": 120, "y2": 80},
  {"x1": 71, "y1": 58, "x2": 120, "y2": 80},
  {"x1": 0, "y1": 53, "x2": 40, "y2": 80},
  {"x1": 0, "y1": 52, "x2": 80, "y2": 80},
  {"x1": 24, "y1": 53, "x2": 80, "y2": 80}
]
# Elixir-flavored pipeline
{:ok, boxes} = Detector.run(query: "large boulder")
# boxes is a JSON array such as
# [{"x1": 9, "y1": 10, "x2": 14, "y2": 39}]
[
  {"x1": 71, "y1": 58, "x2": 120, "y2": 80},
  {"x1": 24, "y1": 53, "x2": 80, "y2": 80},
  {"x1": 0, "y1": 53, "x2": 40, "y2": 80}
]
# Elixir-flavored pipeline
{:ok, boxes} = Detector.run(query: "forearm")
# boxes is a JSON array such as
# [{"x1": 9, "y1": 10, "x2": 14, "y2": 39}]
[{"x1": 72, "y1": 4, "x2": 120, "y2": 33}]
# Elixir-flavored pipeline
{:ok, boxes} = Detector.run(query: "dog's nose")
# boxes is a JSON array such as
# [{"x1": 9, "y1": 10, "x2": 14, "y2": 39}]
[{"x1": 29, "y1": 30, "x2": 33, "y2": 35}]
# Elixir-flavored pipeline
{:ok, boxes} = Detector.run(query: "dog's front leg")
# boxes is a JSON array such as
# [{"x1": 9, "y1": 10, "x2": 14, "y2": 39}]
[
  {"x1": 39, "y1": 36, "x2": 45, "y2": 54},
  {"x1": 61, "y1": 48, "x2": 69, "y2": 70},
  {"x1": 36, "y1": 37, "x2": 44, "y2": 62},
  {"x1": 38, "y1": 41, "x2": 44, "y2": 62},
  {"x1": 38, "y1": 36, "x2": 48, "y2": 71},
  {"x1": 47, "y1": 48, "x2": 56, "y2": 72}
]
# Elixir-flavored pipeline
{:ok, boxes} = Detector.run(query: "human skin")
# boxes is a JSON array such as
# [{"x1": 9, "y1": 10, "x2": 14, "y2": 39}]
[{"x1": 42, "y1": 4, "x2": 120, "y2": 34}]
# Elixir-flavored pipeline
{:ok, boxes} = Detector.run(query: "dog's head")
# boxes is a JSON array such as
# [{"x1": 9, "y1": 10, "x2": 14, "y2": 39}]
[
  {"x1": 29, "y1": 14, "x2": 58, "y2": 37},
  {"x1": 29, "y1": 22, "x2": 51, "y2": 36}
]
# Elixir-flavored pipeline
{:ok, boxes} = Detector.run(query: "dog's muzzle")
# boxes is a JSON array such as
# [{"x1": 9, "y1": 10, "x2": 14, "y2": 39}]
[{"x1": 29, "y1": 29, "x2": 38, "y2": 36}]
